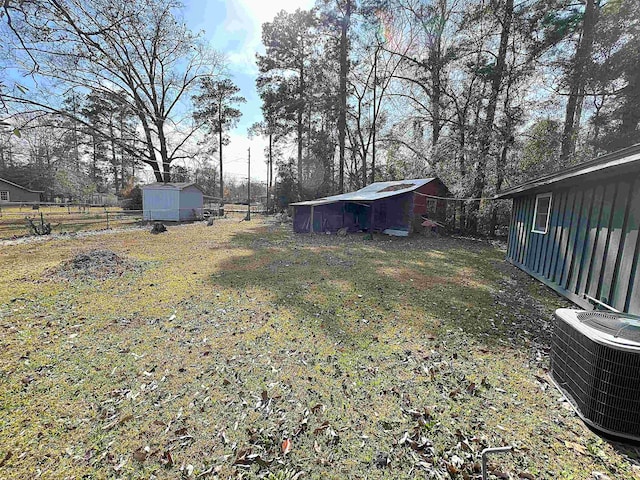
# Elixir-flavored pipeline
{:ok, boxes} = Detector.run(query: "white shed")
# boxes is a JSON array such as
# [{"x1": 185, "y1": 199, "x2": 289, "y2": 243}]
[{"x1": 142, "y1": 182, "x2": 204, "y2": 221}]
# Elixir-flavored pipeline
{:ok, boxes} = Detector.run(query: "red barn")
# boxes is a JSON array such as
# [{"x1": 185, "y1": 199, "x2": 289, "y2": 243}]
[{"x1": 291, "y1": 178, "x2": 451, "y2": 235}]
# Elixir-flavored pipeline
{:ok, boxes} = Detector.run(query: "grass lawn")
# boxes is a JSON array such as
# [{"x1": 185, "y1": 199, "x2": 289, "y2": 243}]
[{"x1": 1, "y1": 219, "x2": 639, "y2": 479}]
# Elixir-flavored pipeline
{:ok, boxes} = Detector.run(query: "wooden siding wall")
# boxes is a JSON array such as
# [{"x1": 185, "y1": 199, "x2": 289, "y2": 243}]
[{"x1": 507, "y1": 174, "x2": 640, "y2": 314}]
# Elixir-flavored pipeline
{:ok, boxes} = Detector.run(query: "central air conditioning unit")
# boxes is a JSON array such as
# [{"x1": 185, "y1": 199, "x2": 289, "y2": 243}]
[{"x1": 551, "y1": 308, "x2": 640, "y2": 441}]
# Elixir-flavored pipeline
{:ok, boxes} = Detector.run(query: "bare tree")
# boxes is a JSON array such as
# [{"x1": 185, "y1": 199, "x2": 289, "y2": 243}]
[{"x1": 1, "y1": 0, "x2": 222, "y2": 182}]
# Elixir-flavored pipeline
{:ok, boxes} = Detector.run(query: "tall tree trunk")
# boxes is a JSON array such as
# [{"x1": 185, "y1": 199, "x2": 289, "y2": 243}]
[
  {"x1": 131, "y1": 136, "x2": 136, "y2": 179},
  {"x1": 71, "y1": 93, "x2": 80, "y2": 171},
  {"x1": 560, "y1": 0, "x2": 599, "y2": 163},
  {"x1": 490, "y1": 143, "x2": 509, "y2": 236},
  {"x1": 297, "y1": 40, "x2": 305, "y2": 197},
  {"x1": 218, "y1": 104, "x2": 224, "y2": 202},
  {"x1": 430, "y1": 0, "x2": 446, "y2": 146},
  {"x1": 91, "y1": 134, "x2": 97, "y2": 182},
  {"x1": 490, "y1": 66, "x2": 516, "y2": 237},
  {"x1": 371, "y1": 47, "x2": 377, "y2": 184},
  {"x1": 457, "y1": 112, "x2": 467, "y2": 230},
  {"x1": 269, "y1": 133, "x2": 273, "y2": 213},
  {"x1": 338, "y1": 0, "x2": 351, "y2": 193},
  {"x1": 468, "y1": 0, "x2": 513, "y2": 234},
  {"x1": 119, "y1": 113, "x2": 126, "y2": 187},
  {"x1": 157, "y1": 123, "x2": 171, "y2": 183},
  {"x1": 135, "y1": 107, "x2": 163, "y2": 182},
  {"x1": 618, "y1": 70, "x2": 640, "y2": 147},
  {"x1": 109, "y1": 119, "x2": 119, "y2": 194},
  {"x1": 73, "y1": 120, "x2": 79, "y2": 171}
]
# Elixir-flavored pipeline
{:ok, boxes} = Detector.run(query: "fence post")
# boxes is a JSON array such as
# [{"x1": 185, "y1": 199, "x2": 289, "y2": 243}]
[{"x1": 106, "y1": 211, "x2": 110, "y2": 230}]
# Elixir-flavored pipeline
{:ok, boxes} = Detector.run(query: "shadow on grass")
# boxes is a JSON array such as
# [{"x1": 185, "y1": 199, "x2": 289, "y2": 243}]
[{"x1": 209, "y1": 225, "x2": 556, "y2": 351}]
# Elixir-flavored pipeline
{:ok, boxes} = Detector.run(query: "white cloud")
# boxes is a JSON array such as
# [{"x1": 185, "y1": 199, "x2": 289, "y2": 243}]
[{"x1": 203, "y1": 0, "x2": 315, "y2": 74}]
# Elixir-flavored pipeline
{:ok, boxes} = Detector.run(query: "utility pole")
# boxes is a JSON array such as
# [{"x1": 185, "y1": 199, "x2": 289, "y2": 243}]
[{"x1": 246, "y1": 147, "x2": 251, "y2": 221}]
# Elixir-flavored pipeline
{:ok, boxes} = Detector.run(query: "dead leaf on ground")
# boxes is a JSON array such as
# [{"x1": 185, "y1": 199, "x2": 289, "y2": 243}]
[
  {"x1": 160, "y1": 450, "x2": 174, "y2": 467},
  {"x1": 0, "y1": 451, "x2": 12, "y2": 467},
  {"x1": 446, "y1": 462, "x2": 459, "y2": 475},
  {"x1": 564, "y1": 440, "x2": 587, "y2": 455},
  {"x1": 133, "y1": 449, "x2": 147, "y2": 462},
  {"x1": 314, "y1": 421, "x2": 330, "y2": 434},
  {"x1": 282, "y1": 438, "x2": 292, "y2": 455}
]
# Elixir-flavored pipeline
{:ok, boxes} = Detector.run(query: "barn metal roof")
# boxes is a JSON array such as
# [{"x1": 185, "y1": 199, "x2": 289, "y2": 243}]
[
  {"x1": 290, "y1": 178, "x2": 437, "y2": 207},
  {"x1": 142, "y1": 182, "x2": 204, "y2": 192},
  {"x1": 496, "y1": 143, "x2": 640, "y2": 199}
]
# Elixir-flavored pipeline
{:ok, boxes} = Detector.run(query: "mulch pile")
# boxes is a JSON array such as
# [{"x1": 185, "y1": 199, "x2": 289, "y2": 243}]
[{"x1": 47, "y1": 249, "x2": 143, "y2": 281}]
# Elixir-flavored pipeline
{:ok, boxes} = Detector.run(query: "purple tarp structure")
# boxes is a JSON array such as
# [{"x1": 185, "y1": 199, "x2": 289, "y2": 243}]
[{"x1": 291, "y1": 179, "x2": 443, "y2": 234}]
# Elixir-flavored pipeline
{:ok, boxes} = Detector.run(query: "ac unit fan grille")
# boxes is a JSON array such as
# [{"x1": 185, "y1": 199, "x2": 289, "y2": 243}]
[
  {"x1": 551, "y1": 316, "x2": 640, "y2": 437},
  {"x1": 576, "y1": 311, "x2": 640, "y2": 342}
]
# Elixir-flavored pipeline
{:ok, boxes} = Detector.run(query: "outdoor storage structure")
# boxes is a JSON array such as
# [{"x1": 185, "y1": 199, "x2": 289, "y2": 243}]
[
  {"x1": 0, "y1": 177, "x2": 42, "y2": 203},
  {"x1": 142, "y1": 182, "x2": 204, "y2": 221},
  {"x1": 291, "y1": 178, "x2": 450, "y2": 235},
  {"x1": 496, "y1": 143, "x2": 640, "y2": 315}
]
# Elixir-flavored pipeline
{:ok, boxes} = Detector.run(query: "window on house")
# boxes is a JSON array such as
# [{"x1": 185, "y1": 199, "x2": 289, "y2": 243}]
[
  {"x1": 532, "y1": 193, "x2": 552, "y2": 234},
  {"x1": 426, "y1": 199, "x2": 437, "y2": 215},
  {"x1": 0, "y1": 191, "x2": 9, "y2": 202}
]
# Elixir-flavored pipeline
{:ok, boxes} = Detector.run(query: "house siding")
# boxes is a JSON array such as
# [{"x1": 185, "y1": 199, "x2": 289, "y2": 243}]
[
  {"x1": 412, "y1": 179, "x2": 448, "y2": 222},
  {"x1": 143, "y1": 188, "x2": 180, "y2": 221},
  {"x1": 143, "y1": 184, "x2": 204, "y2": 221},
  {"x1": 178, "y1": 186, "x2": 204, "y2": 221},
  {"x1": 506, "y1": 173, "x2": 640, "y2": 314},
  {"x1": 0, "y1": 179, "x2": 41, "y2": 203},
  {"x1": 292, "y1": 179, "x2": 452, "y2": 234}
]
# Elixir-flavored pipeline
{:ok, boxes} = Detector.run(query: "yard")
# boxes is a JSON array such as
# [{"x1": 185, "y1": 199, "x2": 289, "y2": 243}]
[{"x1": 1, "y1": 219, "x2": 639, "y2": 479}]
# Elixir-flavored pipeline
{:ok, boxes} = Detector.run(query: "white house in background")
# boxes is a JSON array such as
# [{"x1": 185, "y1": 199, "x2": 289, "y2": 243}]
[{"x1": 142, "y1": 182, "x2": 204, "y2": 221}]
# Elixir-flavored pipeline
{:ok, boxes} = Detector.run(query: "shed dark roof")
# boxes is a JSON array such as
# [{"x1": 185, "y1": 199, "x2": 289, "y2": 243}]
[
  {"x1": 142, "y1": 182, "x2": 204, "y2": 192},
  {"x1": 496, "y1": 143, "x2": 640, "y2": 199},
  {"x1": 0, "y1": 176, "x2": 44, "y2": 193},
  {"x1": 290, "y1": 178, "x2": 441, "y2": 206}
]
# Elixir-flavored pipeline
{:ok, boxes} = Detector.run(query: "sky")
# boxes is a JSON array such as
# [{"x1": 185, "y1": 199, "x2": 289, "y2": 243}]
[{"x1": 182, "y1": 0, "x2": 314, "y2": 184}]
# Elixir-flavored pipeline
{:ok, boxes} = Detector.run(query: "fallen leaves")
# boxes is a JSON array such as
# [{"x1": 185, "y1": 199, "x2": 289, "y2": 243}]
[
  {"x1": 132, "y1": 448, "x2": 148, "y2": 462},
  {"x1": 281, "y1": 438, "x2": 292, "y2": 455},
  {"x1": 518, "y1": 472, "x2": 536, "y2": 479},
  {"x1": 0, "y1": 451, "x2": 12, "y2": 468},
  {"x1": 1, "y1": 220, "x2": 637, "y2": 480},
  {"x1": 565, "y1": 440, "x2": 588, "y2": 456},
  {"x1": 101, "y1": 413, "x2": 133, "y2": 431},
  {"x1": 160, "y1": 450, "x2": 174, "y2": 467}
]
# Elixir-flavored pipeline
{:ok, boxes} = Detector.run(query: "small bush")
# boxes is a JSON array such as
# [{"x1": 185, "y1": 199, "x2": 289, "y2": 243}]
[{"x1": 26, "y1": 215, "x2": 52, "y2": 235}]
